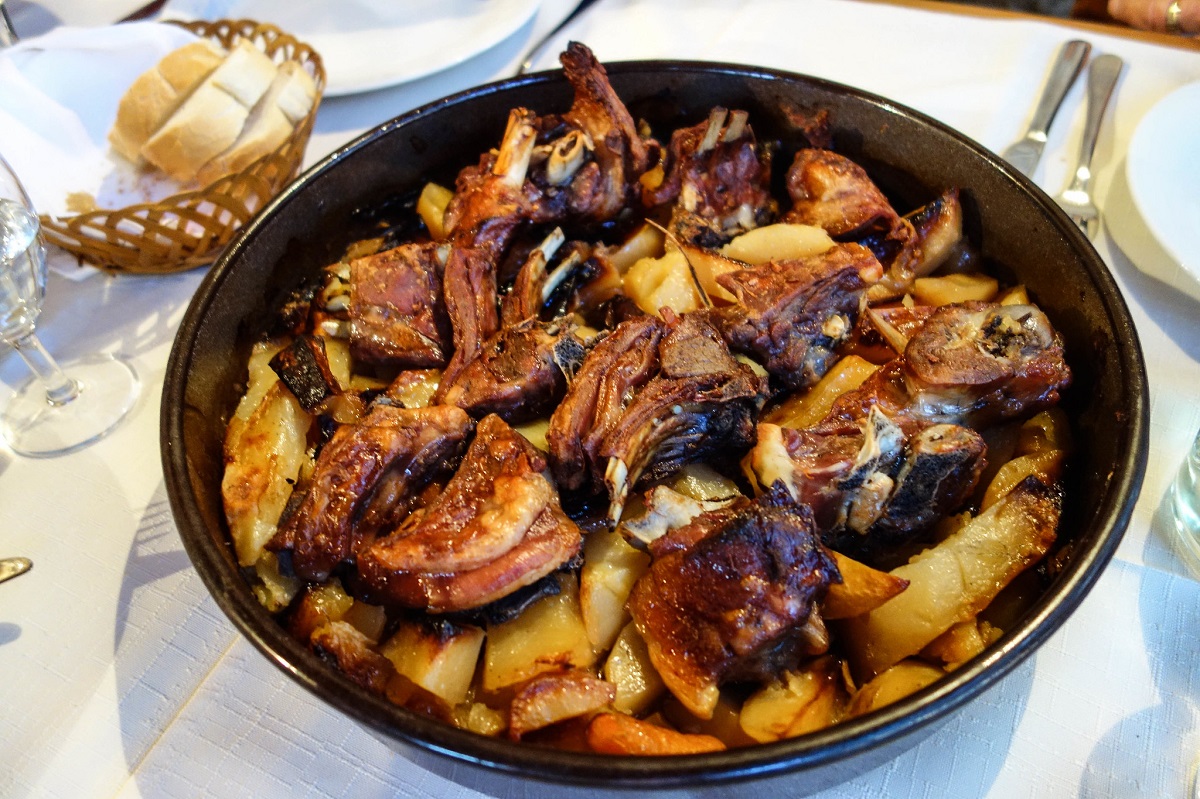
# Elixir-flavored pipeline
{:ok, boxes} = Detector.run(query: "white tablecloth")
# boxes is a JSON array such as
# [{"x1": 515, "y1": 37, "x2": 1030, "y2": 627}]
[{"x1": 2, "y1": 1, "x2": 1199, "y2": 797}]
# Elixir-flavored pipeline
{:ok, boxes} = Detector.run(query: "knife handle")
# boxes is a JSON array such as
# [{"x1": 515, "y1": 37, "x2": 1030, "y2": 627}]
[
  {"x1": 1073, "y1": 54, "x2": 1123, "y2": 183},
  {"x1": 1025, "y1": 40, "x2": 1091, "y2": 140}
]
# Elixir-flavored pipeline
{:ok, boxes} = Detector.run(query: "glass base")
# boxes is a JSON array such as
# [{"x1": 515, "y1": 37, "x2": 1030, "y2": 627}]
[
  {"x1": 1, "y1": 353, "x2": 139, "y2": 457},
  {"x1": 1172, "y1": 434, "x2": 1200, "y2": 579}
]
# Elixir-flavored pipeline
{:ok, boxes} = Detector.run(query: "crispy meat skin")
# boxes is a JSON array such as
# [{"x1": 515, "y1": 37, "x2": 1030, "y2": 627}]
[
  {"x1": 716, "y1": 242, "x2": 884, "y2": 390},
  {"x1": 268, "y1": 405, "x2": 473, "y2": 582},
  {"x1": 826, "y1": 301, "x2": 1072, "y2": 432},
  {"x1": 784, "y1": 148, "x2": 900, "y2": 239},
  {"x1": 310, "y1": 620, "x2": 393, "y2": 695},
  {"x1": 348, "y1": 242, "x2": 452, "y2": 368},
  {"x1": 547, "y1": 315, "x2": 665, "y2": 491},
  {"x1": 357, "y1": 415, "x2": 583, "y2": 612},
  {"x1": 436, "y1": 319, "x2": 586, "y2": 424},
  {"x1": 627, "y1": 493, "x2": 840, "y2": 718}
]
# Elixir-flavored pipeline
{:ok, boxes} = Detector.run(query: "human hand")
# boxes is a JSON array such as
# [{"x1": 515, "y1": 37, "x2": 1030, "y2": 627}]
[{"x1": 1108, "y1": 0, "x2": 1200, "y2": 33}]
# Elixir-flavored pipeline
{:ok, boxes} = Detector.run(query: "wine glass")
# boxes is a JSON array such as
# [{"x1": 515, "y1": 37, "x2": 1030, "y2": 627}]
[{"x1": 0, "y1": 152, "x2": 139, "y2": 457}]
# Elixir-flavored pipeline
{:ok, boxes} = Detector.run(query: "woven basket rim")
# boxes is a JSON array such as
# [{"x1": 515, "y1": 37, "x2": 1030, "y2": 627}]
[{"x1": 38, "y1": 18, "x2": 326, "y2": 274}]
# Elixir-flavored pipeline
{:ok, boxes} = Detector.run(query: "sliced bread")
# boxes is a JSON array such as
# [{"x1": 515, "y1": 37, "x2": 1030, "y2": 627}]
[
  {"x1": 140, "y1": 39, "x2": 279, "y2": 183},
  {"x1": 108, "y1": 39, "x2": 226, "y2": 165}
]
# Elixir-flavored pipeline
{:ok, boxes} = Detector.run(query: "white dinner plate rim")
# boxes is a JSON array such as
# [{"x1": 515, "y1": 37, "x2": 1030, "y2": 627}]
[
  {"x1": 1124, "y1": 81, "x2": 1200, "y2": 283},
  {"x1": 160, "y1": 0, "x2": 541, "y2": 97}
]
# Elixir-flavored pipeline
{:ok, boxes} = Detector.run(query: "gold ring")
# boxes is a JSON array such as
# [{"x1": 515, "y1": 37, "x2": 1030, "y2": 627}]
[{"x1": 1166, "y1": 0, "x2": 1184, "y2": 33}]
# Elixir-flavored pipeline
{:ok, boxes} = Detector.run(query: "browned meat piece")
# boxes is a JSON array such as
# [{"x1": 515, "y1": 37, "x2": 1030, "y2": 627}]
[
  {"x1": 357, "y1": 415, "x2": 583, "y2": 612},
  {"x1": 500, "y1": 229, "x2": 597, "y2": 327},
  {"x1": 443, "y1": 107, "x2": 544, "y2": 255},
  {"x1": 600, "y1": 311, "x2": 767, "y2": 522},
  {"x1": 715, "y1": 242, "x2": 884, "y2": 390},
  {"x1": 268, "y1": 405, "x2": 474, "y2": 582},
  {"x1": 627, "y1": 492, "x2": 840, "y2": 718},
  {"x1": 752, "y1": 409, "x2": 987, "y2": 563},
  {"x1": 546, "y1": 315, "x2": 665, "y2": 491},
  {"x1": 436, "y1": 318, "x2": 587, "y2": 424},
  {"x1": 867, "y1": 189, "x2": 972, "y2": 302},
  {"x1": 310, "y1": 621, "x2": 394, "y2": 695},
  {"x1": 442, "y1": 44, "x2": 652, "y2": 256},
  {"x1": 269, "y1": 334, "x2": 341, "y2": 411},
  {"x1": 348, "y1": 242, "x2": 452, "y2": 369},
  {"x1": 556, "y1": 41, "x2": 654, "y2": 222},
  {"x1": 826, "y1": 301, "x2": 1072, "y2": 432},
  {"x1": 435, "y1": 246, "x2": 501, "y2": 398},
  {"x1": 358, "y1": 501, "x2": 582, "y2": 613},
  {"x1": 783, "y1": 148, "x2": 900, "y2": 239},
  {"x1": 644, "y1": 107, "x2": 775, "y2": 248}
]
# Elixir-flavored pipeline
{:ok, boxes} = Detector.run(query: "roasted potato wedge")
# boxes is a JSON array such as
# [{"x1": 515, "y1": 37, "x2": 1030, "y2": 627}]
[
  {"x1": 509, "y1": 670, "x2": 616, "y2": 740},
  {"x1": 587, "y1": 712, "x2": 726, "y2": 755}
]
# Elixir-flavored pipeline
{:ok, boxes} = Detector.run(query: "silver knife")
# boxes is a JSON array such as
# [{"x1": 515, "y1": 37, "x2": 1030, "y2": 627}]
[
  {"x1": 1002, "y1": 39, "x2": 1091, "y2": 177},
  {"x1": 0, "y1": 557, "x2": 31, "y2": 584}
]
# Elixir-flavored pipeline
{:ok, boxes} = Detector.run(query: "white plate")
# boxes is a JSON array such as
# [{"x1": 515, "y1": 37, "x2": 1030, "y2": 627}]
[
  {"x1": 1125, "y1": 82, "x2": 1200, "y2": 288},
  {"x1": 160, "y1": 0, "x2": 540, "y2": 96}
]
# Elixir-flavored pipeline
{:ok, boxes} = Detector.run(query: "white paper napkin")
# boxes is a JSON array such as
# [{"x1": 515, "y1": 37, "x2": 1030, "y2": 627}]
[{"x1": 0, "y1": 22, "x2": 203, "y2": 275}]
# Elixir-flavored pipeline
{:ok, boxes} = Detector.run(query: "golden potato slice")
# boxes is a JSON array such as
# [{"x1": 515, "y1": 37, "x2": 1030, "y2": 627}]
[
  {"x1": 677, "y1": 242, "x2": 742, "y2": 304},
  {"x1": 911, "y1": 272, "x2": 999, "y2": 306},
  {"x1": 602, "y1": 221, "x2": 665, "y2": 274},
  {"x1": 223, "y1": 343, "x2": 314, "y2": 568},
  {"x1": 452, "y1": 702, "x2": 507, "y2": 737},
  {"x1": 604, "y1": 622, "x2": 666, "y2": 715},
  {"x1": 720, "y1": 223, "x2": 834, "y2": 264},
  {"x1": 823, "y1": 551, "x2": 910, "y2": 620},
  {"x1": 847, "y1": 659, "x2": 946, "y2": 717},
  {"x1": 483, "y1": 572, "x2": 598, "y2": 693},
  {"x1": 623, "y1": 248, "x2": 702, "y2": 316},
  {"x1": 739, "y1": 660, "x2": 842, "y2": 742},
  {"x1": 921, "y1": 618, "x2": 1001, "y2": 668},
  {"x1": 764, "y1": 355, "x2": 878, "y2": 429},
  {"x1": 380, "y1": 619, "x2": 485, "y2": 707},
  {"x1": 581, "y1": 528, "x2": 651, "y2": 651},
  {"x1": 841, "y1": 477, "x2": 1061, "y2": 679},
  {"x1": 417, "y1": 181, "x2": 453, "y2": 241},
  {"x1": 509, "y1": 671, "x2": 616, "y2": 740}
]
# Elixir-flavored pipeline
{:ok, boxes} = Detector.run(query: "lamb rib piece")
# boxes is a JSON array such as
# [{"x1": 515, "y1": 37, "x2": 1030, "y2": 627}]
[
  {"x1": 715, "y1": 242, "x2": 884, "y2": 391},
  {"x1": 348, "y1": 241, "x2": 452, "y2": 369},
  {"x1": 826, "y1": 301, "x2": 1072, "y2": 433},
  {"x1": 547, "y1": 315, "x2": 665, "y2": 492},
  {"x1": 600, "y1": 310, "x2": 767, "y2": 523},
  {"x1": 268, "y1": 405, "x2": 474, "y2": 582},
  {"x1": 356, "y1": 414, "x2": 583, "y2": 612},
  {"x1": 435, "y1": 318, "x2": 587, "y2": 425},
  {"x1": 751, "y1": 412, "x2": 987, "y2": 564},
  {"x1": 434, "y1": 246, "x2": 501, "y2": 399},
  {"x1": 627, "y1": 489, "x2": 840, "y2": 719},
  {"x1": 644, "y1": 107, "x2": 776, "y2": 248},
  {"x1": 783, "y1": 148, "x2": 900, "y2": 240}
]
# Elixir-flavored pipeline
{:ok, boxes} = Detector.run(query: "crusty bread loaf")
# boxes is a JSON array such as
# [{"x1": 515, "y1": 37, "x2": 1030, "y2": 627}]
[
  {"x1": 195, "y1": 60, "x2": 317, "y2": 185},
  {"x1": 140, "y1": 39, "x2": 279, "y2": 183},
  {"x1": 108, "y1": 39, "x2": 226, "y2": 165}
]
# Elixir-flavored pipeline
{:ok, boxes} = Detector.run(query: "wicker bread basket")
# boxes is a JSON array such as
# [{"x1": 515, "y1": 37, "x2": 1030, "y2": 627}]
[{"x1": 39, "y1": 19, "x2": 325, "y2": 274}]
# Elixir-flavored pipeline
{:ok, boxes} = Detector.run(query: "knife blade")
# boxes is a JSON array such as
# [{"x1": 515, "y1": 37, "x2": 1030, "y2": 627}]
[
  {"x1": 0, "y1": 557, "x2": 31, "y2": 584},
  {"x1": 1001, "y1": 39, "x2": 1091, "y2": 177}
]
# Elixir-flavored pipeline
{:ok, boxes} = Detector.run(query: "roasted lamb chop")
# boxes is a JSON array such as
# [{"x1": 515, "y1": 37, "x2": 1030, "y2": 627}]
[
  {"x1": 348, "y1": 241, "x2": 453, "y2": 369},
  {"x1": 644, "y1": 107, "x2": 776, "y2": 248},
  {"x1": 627, "y1": 489, "x2": 840, "y2": 718},
  {"x1": 268, "y1": 404, "x2": 474, "y2": 582},
  {"x1": 715, "y1": 242, "x2": 883, "y2": 390},
  {"x1": 356, "y1": 414, "x2": 583, "y2": 612}
]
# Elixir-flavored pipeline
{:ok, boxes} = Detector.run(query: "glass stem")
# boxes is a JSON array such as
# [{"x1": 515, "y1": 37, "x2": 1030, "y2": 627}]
[{"x1": 10, "y1": 333, "x2": 80, "y2": 406}]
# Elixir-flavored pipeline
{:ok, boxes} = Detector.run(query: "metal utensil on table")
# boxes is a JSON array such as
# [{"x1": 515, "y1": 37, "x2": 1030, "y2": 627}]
[
  {"x1": 1055, "y1": 54, "x2": 1123, "y2": 240},
  {"x1": 516, "y1": 0, "x2": 603, "y2": 75},
  {"x1": 1001, "y1": 40, "x2": 1091, "y2": 177},
  {"x1": 0, "y1": 557, "x2": 31, "y2": 584},
  {"x1": 0, "y1": 0, "x2": 19, "y2": 49}
]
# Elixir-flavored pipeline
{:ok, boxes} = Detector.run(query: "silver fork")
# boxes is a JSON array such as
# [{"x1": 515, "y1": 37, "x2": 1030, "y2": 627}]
[{"x1": 1055, "y1": 53, "x2": 1123, "y2": 239}]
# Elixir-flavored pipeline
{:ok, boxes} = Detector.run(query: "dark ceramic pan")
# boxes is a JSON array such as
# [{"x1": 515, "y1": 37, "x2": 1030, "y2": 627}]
[{"x1": 161, "y1": 61, "x2": 1148, "y2": 791}]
